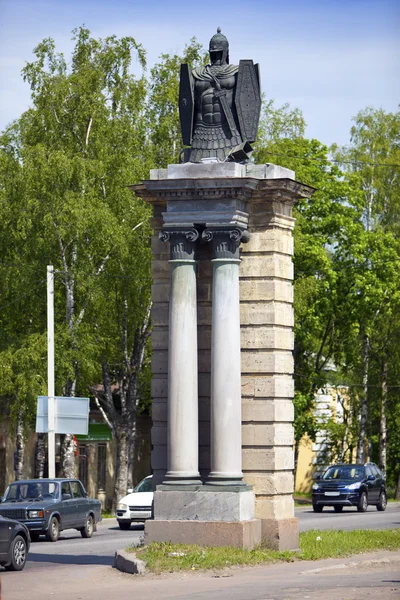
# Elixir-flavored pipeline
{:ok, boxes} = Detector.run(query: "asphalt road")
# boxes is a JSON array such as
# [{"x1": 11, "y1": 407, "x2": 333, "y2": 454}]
[
  {"x1": 298, "y1": 501, "x2": 400, "y2": 532},
  {"x1": 24, "y1": 519, "x2": 145, "y2": 570},
  {"x1": 1, "y1": 505, "x2": 399, "y2": 599}
]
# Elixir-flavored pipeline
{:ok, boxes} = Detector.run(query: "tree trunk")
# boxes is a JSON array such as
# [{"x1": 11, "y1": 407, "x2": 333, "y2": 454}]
[
  {"x1": 127, "y1": 431, "x2": 135, "y2": 490},
  {"x1": 356, "y1": 332, "x2": 369, "y2": 464},
  {"x1": 113, "y1": 426, "x2": 129, "y2": 509},
  {"x1": 395, "y1": 470, "x2": 400, "y2": 501},
  {"x1": 61, "y1": 434, "x2": 76, "y2": 478},
  {"x1": 379, "y1": 356, "x2": 388, "y2": 477},
  {"x1": 14, "y1": 410, "x2": 24, "y2": 480},
  {"x1": 35, "y1": 433, "x2": 46, "y2": 478}
]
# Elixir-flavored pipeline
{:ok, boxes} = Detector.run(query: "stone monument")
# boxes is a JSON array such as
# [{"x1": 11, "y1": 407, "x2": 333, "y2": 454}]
[{"x1": 131, "y1": 29, "x2": 314, "y2": 550}]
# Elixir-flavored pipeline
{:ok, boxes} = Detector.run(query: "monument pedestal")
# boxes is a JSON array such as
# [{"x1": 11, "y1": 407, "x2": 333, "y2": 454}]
[
  {"x1": 146, "y1": 485, "x2": 261, "y2": 549},
  {"x1": 132, "y1": 162, "x2": 314, "y2": 551},
  {"x1": 145, "y1": 519, "x2": 261, "y2": 549}
]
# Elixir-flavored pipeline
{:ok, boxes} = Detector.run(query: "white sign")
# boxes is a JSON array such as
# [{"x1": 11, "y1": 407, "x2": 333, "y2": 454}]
[{"x1": 36, "y1": 396, "x2": 89, "y2": 435}]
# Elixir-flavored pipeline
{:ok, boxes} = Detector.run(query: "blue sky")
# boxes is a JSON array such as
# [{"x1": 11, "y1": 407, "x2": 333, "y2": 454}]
[{"x1": 0, "y1": 0, "x2": 399, "y2": 147}]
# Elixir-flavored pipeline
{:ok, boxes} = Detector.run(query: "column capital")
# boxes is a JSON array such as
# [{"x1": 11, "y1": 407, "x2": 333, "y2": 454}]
[
  {"x1": 159, "y1": 228, "x2": 199, "y2": 261},
  {"x1": 202, "y1": 228, "x2": 251, "y2": 261}
]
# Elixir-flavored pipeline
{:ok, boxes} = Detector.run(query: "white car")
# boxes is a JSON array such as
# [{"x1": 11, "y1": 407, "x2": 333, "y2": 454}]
[{"x1": 116, "y1": 475, "x2": 153, "y2": 530}]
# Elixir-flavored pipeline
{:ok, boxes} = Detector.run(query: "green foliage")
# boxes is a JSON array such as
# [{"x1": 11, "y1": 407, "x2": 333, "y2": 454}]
[
  {"x1": 0, "y1": 27, "x2": 154, "y2": 438},
  {"x1": 147, "y1": 38, "x2": 206, "y2": 166}
]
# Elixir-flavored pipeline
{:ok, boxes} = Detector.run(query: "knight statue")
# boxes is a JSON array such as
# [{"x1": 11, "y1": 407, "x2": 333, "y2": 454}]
[{"x1": 179, "y1": 28, "x2": 261, "y2": 163}]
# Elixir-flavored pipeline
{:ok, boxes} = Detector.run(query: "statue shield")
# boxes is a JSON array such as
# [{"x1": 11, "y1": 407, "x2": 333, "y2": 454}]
[
  {"x1": 179, "y1": 64, "x2": 194, "y2": 146},
  {"x1": 235, "y1": 60, "x2": 261, "y2": 143}
]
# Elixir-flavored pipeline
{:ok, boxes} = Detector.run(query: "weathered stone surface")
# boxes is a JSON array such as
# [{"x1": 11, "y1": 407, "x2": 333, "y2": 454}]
[
  {"x1": 242, "y1": 399, "x2": 295, "y2": 422},
  {"x1": 245, "y1": 163, "x2": 295, "y2": 180},
  {"x1": 255, "y1": 495, "x2": 295, "y2": 520},
  {"x1": 152, "y1": 423, "x2": 210, "y2": 446},
  {"x1": 261, "y1": 517, "x2": 299, "y2": 551},
  {"x1": 241, "y1": 351, "x2": 294, "y2": 374},
  {"x1": 243, "y1": 472, "x2": 294, "y2": 495},
  {"x1": 151, "y1": 304, "x2": 169, "y2": 326},
  {"x1": 241, "y1": 229, "x2": 293, "y2": 254},
  {"x1": 151, "y1": 260, "x2": 170, "y2": 280},
  {"x1": 145, "y1": 519, "x2": 261, "y2": 549},
  {"x1": 150, "y1": 168, "x2": 168, "y2": 180},
  {"x1": 114, "y1": 550, "x2": 147, "y2": 574},
  {"x1": 240, "y1": 302, "x2": 294, "y2": 327},
  {"x1": 167, "y1": 162, "x2": 246, "y2": 179},
  {"x1": 151, "y1": 445, "x2": 167, "y2": 470},
  {"x1": 151, "y1": 236, "x2": 170, "y2": 256},
  {"x1": 152, "y1": 283, "x2": 170, "y2": 303},
  {"x1": 241, "y1": 376, "x2": 294, "y2": 399},
  {"x1": 243, "y1": 447, "x2": 295, "y2": 471},
  {"x1": 239, "y1": 279, "x2": 293, "y2": 303},
  {"x1": 197, "y1": 305, "x2": 213, "y2": 326},
  {"x1": 151, "y1": 377, "x2": 168, "y2": 398},
  {"x1": 240, "y1": 254, "x2": 294, "y2": 279},
  {"x1": 242, "y1": 423, "x2": 294, "y2": 447},
  {"x1": 153, "y1": 489, "x2": 255, "y2": 522},
  {"x1": 240, "y1": 326, "x2": 293, "y2": 350}
]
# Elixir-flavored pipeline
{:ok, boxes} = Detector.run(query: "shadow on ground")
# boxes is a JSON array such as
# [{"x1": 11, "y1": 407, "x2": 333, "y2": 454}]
[{"x1": 27, "y1": 553, "x2": 113, "y2": 566}]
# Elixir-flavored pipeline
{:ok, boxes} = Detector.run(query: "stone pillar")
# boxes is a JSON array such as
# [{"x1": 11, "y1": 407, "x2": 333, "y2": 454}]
[
  {"x1": 160, "y1": 228, "x2": 201, "y2": 485},
  {"x1": 131, "y1": 162, "x2": 315, "y2": 550},
  {"x1": 204, "y1": 228, "x2": 248, "y2": 486}
]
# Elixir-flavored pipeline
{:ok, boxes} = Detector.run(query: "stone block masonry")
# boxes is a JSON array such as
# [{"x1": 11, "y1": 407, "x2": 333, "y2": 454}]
[{"x1": 132, "y1": 164, "x2": 314, "y2": 550}]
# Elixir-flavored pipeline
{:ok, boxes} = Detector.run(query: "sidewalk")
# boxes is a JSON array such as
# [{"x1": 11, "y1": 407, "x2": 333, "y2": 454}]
[{"x1": 3, "y1": 550, "x2": 400, "y2": 600}]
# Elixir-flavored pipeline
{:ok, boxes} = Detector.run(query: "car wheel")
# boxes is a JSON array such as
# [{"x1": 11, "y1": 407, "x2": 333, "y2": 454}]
[
  {"x1": 5, "y1": 535, "x2": 27, "y2": 571},
  {"x1": 357, "y1": 492, "x2": 368, "y2": 512},
  {"x1": 334, "y1": 505, "x2": 343, "y2": 512},
  {"x1": 312, "y1": 504, "x2": 323, "y2": 513},
  {"x1": 81, "y1": 515, "x2": 94, "y2": 538},
  {"x1": 376, "y1": 491, "x2": 387, "y2": 512},
  {"x1": 30, "y1": 532, "x2": 41, "y2": 542},
  {"x1": 45, "y1": 516, "x2": 60, "y2": 542},
  {"x1": 118, "y1": 520, "x2": 131, "y2": 530}
]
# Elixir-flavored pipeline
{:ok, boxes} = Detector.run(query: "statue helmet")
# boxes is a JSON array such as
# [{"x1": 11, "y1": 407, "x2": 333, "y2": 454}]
[{"x1": 209, "y1": 27, "x2": 229, "y2": 64}]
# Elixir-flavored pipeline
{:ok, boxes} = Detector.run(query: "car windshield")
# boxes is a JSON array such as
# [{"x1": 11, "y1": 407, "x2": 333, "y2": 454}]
[
  {"x1": 3, "y1": 481, "x2": 59, "y2": 502},
  {"x1": 322, "y1": 466, "x2": 364, "y2": 481},
  {"x1": 134, "y1": 477, "x2": 152, "y2": 493}
]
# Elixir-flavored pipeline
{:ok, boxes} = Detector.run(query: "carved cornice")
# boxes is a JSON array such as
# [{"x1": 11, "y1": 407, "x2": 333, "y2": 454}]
[{"x1": 159, "y1": 228, "x2": 199, "y2": 261}]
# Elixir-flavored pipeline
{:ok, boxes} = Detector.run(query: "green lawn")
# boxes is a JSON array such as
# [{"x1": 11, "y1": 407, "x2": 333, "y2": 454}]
[{"x1": 131, "y1": 528, "x2": 400, "y2": 573}]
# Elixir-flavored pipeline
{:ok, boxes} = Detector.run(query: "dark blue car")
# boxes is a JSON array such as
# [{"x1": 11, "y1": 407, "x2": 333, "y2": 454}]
[
  {"x1": 0, "y1": 478, "x2": 102, "y2": 542},
  {"x1": 0, "y1": 515, "x2": 30, "y2": 571},
  {"x1": 312, "y1": 462, "x2": 387, "y2": 513}
]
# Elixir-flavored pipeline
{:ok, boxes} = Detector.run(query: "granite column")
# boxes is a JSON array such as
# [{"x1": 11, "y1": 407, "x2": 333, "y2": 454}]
[
  {"x1": 204, "y1": 228, "x2": 249, "y2": 485},
  {"x1": 160, "y1": 228, "x2": 201, "y2": 485}
]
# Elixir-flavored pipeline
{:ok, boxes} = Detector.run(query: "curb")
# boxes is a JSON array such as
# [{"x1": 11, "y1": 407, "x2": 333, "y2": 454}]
[{"x1": 114, "y1": 549, "x2": 147, "y2": 575}]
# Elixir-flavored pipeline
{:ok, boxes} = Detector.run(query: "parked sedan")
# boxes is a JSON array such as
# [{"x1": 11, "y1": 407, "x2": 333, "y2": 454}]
[
  {"x1": 0, "y1": 478, "x2": 102, "y2": 542},
  {"x1": 116, "y1": 475, "x2": 153, "y2": 530},
  {"x1": 0, "y1": 515, "x2": 30, "y2": 571},
  {"x1": 312, "y1": 462, "x2": 387, "y2": 512}
]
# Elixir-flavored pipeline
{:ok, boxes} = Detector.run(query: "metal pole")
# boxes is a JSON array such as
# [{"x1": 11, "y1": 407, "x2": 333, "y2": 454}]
[{"x1": 47, "y1": 266, "x2": 56, "y2": 478}]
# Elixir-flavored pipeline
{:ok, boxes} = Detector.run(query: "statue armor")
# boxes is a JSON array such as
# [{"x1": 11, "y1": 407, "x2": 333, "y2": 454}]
[{"x1": 179, "y1": 28, "x2": 261, "y2": 164}]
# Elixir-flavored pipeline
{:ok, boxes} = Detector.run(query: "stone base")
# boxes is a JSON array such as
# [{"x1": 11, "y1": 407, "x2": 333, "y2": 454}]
[
  {"x1": 260, "y1": 517, "x2": 299, "y2": 551},
  {"x1": 145, "y1": 519, "x2": 261, "y2": 549},
  {"x1": 153, "y1": 488, "x2": 255, "y2": 521}
]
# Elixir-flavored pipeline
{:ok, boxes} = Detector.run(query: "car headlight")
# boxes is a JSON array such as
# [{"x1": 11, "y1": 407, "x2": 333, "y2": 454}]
[
  {"x1": 28, "y1": 510, "x2": 44, "y2": 518},
  {"x1": 312, "y1": 483, "x2": 320, "y2": 490},
  {"x1": 117, "y1": 503, "x2": 127, "y2": 511},
  {"x1": 346, "y1": 482, "x2": 362, "y2": 490}
]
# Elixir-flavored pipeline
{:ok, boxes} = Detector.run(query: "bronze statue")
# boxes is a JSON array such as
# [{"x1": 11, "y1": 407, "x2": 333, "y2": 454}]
[{"x1": 179, "y1": 28, "x2": 261, "y2": 163}]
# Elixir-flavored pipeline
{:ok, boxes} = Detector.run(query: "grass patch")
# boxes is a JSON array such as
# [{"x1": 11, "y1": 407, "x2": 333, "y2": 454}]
[
  {"x1": 101, "y1": 510, "x2": 115, "y2": 518},
  {"x1": 130, "y1": 529, "x2": 400, "y2": 573},
  {"x1": 300, "y1": 528, "x2": 400, "y2": 560}
]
